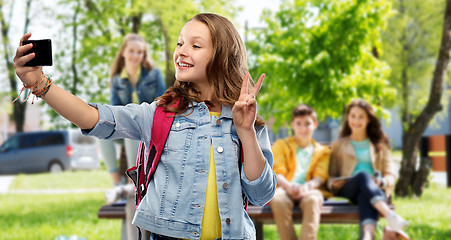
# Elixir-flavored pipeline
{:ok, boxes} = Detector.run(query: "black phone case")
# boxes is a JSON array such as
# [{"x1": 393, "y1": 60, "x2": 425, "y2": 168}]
[{"x1": 23, "y1": 39, "x2": 52, "y2": 66}]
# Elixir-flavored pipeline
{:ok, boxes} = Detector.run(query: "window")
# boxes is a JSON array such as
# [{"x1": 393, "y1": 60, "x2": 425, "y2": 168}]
[
  {"x1": 1, "y1": 135, "x2": 19, "y2": 152},
  {"x1": 20, "y1": 132, "x2": 65, "y2": 149}
]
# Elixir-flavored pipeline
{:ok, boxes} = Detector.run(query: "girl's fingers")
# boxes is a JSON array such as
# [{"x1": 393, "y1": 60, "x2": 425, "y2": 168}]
[
  {"x1": 14, "y1": 43, "x2": 33, "y2": 62},
  {"x1": 246, "y1": 98, "x2": 257, "y2": 108},
  {"x1": 19, "y1": 33, "x2": 32, "y2": 46},
  {"x1": 14, "y1": 33, "x2": 32, "y2": 63},
  {"x1": 240, "y1": 73, "x2": 250, "y2": 96},
  {"x1": 252, "y1": 73, "x2": 265, "y2": 96},
  {"x1": 14, "y1": 52, "x2": 35, "y2": 67}
]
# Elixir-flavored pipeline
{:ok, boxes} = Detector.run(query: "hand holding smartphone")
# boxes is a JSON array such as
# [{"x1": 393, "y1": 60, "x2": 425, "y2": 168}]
[{"x1": 22, "y1": 39, "x2": 52, "y2": 66}]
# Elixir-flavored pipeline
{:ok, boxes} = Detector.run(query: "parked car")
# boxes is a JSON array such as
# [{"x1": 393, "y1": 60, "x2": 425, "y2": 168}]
[{"x1": 0, "y1": 129, "x2": 99, "y2": 174}]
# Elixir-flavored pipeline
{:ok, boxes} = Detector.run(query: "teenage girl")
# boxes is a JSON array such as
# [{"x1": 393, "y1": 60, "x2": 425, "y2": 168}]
[
  {"x1": 13, "y1": 13, "x2": 276, "y2": 240},
  {"x1": 100, "y1": 33, "x2": 166, "y2": 240},
  {"x1": 101, "y1": 33, "x2": 165, "y2": 201},
  {"x1": 328, "y1": 99, "x2": 409, "y2": 240}
]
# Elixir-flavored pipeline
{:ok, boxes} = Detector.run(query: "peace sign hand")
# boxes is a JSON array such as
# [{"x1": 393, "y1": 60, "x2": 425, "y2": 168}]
[{"x1": 232, "y1": 73, "x2": 265, "y2": 134}]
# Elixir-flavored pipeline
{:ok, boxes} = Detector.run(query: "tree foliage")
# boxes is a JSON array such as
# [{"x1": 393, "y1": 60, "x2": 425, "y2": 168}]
[
  {"x1": 247, "y1": 0, "x2": 395, "y2": 127},
  {"x1": 391, "y1": 0, "x2": 451, "y2": 197},
  {"x1": 382, "y1": 0, "x2": 446, "y2": 130},
  {"x1": 1, "y1": 0, "x2": 33, "y2": 132}
]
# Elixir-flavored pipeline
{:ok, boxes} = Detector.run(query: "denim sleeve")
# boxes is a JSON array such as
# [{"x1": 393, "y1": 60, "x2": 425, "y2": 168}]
[
  {"x1": 81, "y1": 102, "x2": 156, "y2": 144},
  {"x1": 240, "y1": 125, "x2": 277, "y2": 206},
  {"x1": 110, "y1": 76, "x2": 121, "y2": 105},
  {"x1": 155, "y1": 69, "x2": 166, "y2": 97}
]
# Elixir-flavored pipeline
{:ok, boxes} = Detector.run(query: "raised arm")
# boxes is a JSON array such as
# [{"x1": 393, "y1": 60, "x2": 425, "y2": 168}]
[
  {"x1": 14, "y1": 33, "x2": 99, "y2": 129},
  {"x1": 232, "y1": 73, "x2": 266, "y2": 181}
]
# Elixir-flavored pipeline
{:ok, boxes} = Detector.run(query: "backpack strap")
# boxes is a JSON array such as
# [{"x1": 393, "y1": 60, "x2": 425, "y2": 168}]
[
  {"x1": 144, "y1": 103, "x2": 177, "y2": 187},
  {"x1": 126, "y1": 100, "x2": 179, "y2": 206}
]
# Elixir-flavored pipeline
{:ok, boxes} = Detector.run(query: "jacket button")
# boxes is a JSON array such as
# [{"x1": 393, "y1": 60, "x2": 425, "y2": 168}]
[
  {"x1": 223, "y1": 182, "x2": 228, "y2": 189},
  {"x1": 226, "y1": 218, "x2": 231, "y2": 224},
  {"x1": 216, "y1": 119, "x2": 222, "y2": 125},
  {"x1": 217, "y1": 146, "x2": 224, "y2": 153}
]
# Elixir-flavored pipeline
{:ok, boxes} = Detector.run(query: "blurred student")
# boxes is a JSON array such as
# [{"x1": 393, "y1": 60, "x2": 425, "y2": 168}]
[
  {"x1": 271, "y1": 104, "x2": 331, "y2": 240},
  {"x1": 328, "y1": 99, "x2": 409, "y2": 240},
  {"x1": 100, "y1": 33, "x2": 165, "y2": 240},
  {"x1": 101, "y1": 33, "x2": 166, "y2": 197}
]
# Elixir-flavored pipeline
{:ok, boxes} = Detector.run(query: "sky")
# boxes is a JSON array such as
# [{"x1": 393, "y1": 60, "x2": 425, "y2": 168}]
[{"x1": 235, "y1": 0, "x2": 281, "y2": 39}]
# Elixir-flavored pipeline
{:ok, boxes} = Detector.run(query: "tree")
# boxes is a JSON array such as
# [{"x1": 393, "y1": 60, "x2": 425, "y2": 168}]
[
  {"x1": 395, "y1": 0, "x2": 451, "y2": 197},
  {"x1": 247, "y1": 0, "x2": 395, "y2": 128},
  {"x1": 382, "y1": 0, "x2": 445, "y2": 131},
  {"x1": 1, "y1": 0, "x2": 34, "y2": 133}
]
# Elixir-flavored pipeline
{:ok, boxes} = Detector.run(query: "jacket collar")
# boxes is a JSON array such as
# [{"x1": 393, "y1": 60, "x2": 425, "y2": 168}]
[{"x1": 186, "y1": 102, "x2": 233, "y2": 119}]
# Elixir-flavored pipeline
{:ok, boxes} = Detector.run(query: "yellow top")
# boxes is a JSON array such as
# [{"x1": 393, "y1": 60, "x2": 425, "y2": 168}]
[
  {"x1": 120, "y1": 67, "x2": 141, "y2": 103},
  {"x1": 200, "y1": 112, "x2": 222, "y2": 240}
]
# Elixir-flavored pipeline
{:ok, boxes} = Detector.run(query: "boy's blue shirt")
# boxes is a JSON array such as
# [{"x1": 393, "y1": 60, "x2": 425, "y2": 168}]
[{"x1": 83, "y1": 101, "x2": 277, "y2": 240}]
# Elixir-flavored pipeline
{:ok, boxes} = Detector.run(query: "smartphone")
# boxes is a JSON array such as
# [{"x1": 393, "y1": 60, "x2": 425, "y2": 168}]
[{"x1": 22, "y1": 39, "x2": 52, "y2": 66}]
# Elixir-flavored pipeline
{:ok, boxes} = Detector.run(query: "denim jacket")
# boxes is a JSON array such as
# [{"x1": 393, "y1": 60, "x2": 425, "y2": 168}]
[
  {"x1": 83, "y1": 101, "x2": 277, "y2": 240},
  {"x1": 111, "y1": 66, "x2": 166, "y2": 105}
]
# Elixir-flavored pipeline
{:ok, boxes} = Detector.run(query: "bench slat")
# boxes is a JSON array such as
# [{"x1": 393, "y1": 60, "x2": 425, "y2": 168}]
[
  {"x1": 97, "y1": 200, "x2": 394, "y2": 240},
  {"x1": 98, "y1": 204, "x2": 126, "y2": 219}
]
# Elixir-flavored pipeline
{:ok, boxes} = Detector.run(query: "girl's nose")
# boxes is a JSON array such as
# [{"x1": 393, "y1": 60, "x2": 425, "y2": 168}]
[{"x1": 178, "y1": 45, "x2": 188, "y2": 57}]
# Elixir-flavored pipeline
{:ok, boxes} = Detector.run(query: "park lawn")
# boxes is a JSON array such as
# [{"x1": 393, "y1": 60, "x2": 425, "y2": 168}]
[
  {"x1": 2, "y1": 171, "x2": 451, "y2": 239},
  {"x1": 263, "y1": 185, "x2": 451, "y2": 239},
  {"x1": 0, "y1": 192, "x2": 121, "y2": 240},
  {"x1": 1, "y1": 170, "x2": 119, "y2": 240}
]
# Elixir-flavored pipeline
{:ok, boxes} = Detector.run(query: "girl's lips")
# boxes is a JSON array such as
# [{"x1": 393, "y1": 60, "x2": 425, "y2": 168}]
[{"x1": 176, "y1": 61, "x2": 194, "y2": 70}]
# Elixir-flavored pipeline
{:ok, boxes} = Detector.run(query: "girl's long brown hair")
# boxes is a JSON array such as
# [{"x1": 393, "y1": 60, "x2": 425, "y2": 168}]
[
  {"x1": 110, "y1": 34, "x2": 153, "y2": 81},
  {"x1": 339, "y1": 99, "x2": 390, "y2": 149},
  {"x1": 157, "y1": 13, "x2": 265, "y2": 126}
]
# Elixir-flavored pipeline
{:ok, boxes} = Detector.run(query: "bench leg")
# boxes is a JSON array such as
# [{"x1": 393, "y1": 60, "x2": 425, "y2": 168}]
[{"x1": 255, "y1": 221, "x2": 263, "y2": 240}]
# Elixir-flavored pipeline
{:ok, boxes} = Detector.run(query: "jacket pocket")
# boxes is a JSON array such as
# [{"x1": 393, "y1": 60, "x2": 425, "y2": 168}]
[{"x1": 166, "y1": 120, "x2": 196, "y2": 151}]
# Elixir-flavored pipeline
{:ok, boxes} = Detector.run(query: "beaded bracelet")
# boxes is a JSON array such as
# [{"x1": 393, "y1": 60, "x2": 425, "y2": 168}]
[
  {"x1": 32, "y1": 76, "x2": 53, "y2": 98},
  {"x1": 12, "y1": 72, "x2": 52, "y2": 104}
]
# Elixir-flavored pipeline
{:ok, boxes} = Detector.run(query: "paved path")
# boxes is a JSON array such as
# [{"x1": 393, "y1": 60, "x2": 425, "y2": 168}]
[
  {"x1": 0, "y1": 175, "x2": 14, "y2": 194},
  {"x1": 8, "y1": 189, "x2": 108, "y2": 194},
  {"x1": 0, "y1": 175, "x2": 108, "y2": 194}
]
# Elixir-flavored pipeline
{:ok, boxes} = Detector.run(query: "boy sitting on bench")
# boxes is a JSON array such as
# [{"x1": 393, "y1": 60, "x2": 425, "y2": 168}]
[{"x1": 271, "y1": 104, "x2": 331, "y2": 240}]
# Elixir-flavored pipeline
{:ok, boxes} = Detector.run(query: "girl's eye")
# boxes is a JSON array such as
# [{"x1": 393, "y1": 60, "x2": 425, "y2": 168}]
[
  {"x1": 193, "y1": 45, "x2": 200, "y2": 49},
  {"x1": 177, "y1": 42, "x2": 182, "y2": 47}
]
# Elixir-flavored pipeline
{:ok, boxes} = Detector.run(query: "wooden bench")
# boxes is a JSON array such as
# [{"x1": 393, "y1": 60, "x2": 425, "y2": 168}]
[{"x1": 98, "y1": 200, "x2": 394, "y2": 240}]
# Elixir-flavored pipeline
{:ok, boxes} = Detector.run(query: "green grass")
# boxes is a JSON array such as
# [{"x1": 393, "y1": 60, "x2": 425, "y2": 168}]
[
  {"x1": 1, "y1": 170, "x2": 119, "y2": 240},
  {"x1": 0, "y1": 193, "x2": 121, "y2": 240},
  {"x1": 263, "y1": 187, "x2": 451, "y2": 239},
  {"x1": 391, "y1": 149, "x2": 402, "y2": 158},
  {"x1": 2, "y1": 171, "x2": 451, "y2": 239}
]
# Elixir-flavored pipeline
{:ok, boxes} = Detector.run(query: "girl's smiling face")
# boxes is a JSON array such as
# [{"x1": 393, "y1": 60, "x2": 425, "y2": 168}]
[
  {"x1": 122, "y1": 40, "x2": 145, "y2": 68},
  {"x1": 173, "y1": 20, "x2": 214, "y2": 90},
  {"x1": 347, "y1": 106, "x2": 369, "y2": 135}
]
